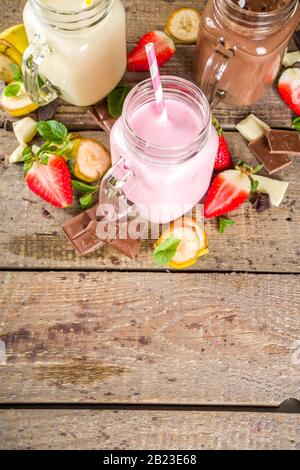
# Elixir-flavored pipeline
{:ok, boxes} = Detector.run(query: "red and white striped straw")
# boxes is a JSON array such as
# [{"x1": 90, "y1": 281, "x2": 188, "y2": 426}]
[{"x1": 145, "y1": 42, "x2": 168, "y2": 121}]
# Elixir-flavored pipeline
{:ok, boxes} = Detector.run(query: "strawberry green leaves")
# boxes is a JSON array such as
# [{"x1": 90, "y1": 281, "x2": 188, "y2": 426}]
[
  {"x1": 218, "y1": 217, "x2": 236, "y2": 234},
  {"x1": 292, "y1": 117, "x2": 300, "y2": 132}
]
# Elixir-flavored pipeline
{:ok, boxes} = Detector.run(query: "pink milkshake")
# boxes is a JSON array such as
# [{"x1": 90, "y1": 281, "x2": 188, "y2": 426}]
[{"x1": 102, "y1": 76, "x2": 218, "y2": 224}]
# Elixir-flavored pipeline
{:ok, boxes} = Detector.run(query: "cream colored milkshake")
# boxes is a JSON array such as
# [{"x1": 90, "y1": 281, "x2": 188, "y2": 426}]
[{"x1": 23, "y1": 0, "x2": 126, "y2": 106}]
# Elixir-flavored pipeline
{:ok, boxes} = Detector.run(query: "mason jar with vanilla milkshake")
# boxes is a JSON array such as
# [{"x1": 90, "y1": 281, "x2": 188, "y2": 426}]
[{"x1": 22, "y1": 0, "x2": 126, "y2": 106}]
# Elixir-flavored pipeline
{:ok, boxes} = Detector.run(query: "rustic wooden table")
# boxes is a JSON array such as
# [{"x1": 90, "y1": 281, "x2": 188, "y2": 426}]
[{"x1": 0, "y1": 0, "x2": 300, "y2": 450}]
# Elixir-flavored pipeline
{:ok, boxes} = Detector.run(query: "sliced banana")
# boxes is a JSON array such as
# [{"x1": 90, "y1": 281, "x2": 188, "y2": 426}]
[
  {"x1": 0, "y1": 53, "x2": 15, "y2": 83},
  {"x1": 13, "y1": 117, "x2": 37, "y2": 144},
  {"x1": 156, "y1": 217, "x2": 208, "y2": 269},
  {"x1": 0, "y1": 81, "x2": 38, "y2": 117},
  {"x1": 0, "y1": 39, "x2": 22, "y2": 67},
  {"x1": 0, "y1": 24, "x2": 29, "y2": 56},
  {"x1": 165, "y1": 7, "x2": 201, "y2": 44},
  {"x1": 73, "y1": 138, "x2": 111, "y2": 183}
]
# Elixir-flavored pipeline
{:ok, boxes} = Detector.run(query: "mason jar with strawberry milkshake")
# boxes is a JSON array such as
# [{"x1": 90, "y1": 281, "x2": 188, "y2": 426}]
[{"x1": 99, "y1": 76, "x2": 219, "y2": 225}]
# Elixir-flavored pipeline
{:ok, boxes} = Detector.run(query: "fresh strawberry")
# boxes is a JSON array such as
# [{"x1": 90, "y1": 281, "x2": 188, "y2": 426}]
[
  {"x1": 212, "y1": 117, "x2": 234, "y2": 171},
  {"x1": 127, "y1": 31, "x2": 175, "y2": 72},
  {"x1": 204, "y1": 164, "x2": 255, "y2": 219},
  {"x1": 25, "y1": 155, "x2": 73, "y2": 208},
  {"x1": 278, "y1": 68, "x2": 300, "y2": 116}
]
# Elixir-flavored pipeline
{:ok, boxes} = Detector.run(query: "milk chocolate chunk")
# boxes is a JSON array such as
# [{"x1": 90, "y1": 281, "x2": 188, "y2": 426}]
[
  {"x1": 62, "y1": 209, "x2": 103, "y2": 256},
  {"x1": 266, "y1": 129, "x2": 300, "y2": 155},
  {"x1": 89, "y1": 101, "x2": 117, "y2": 135},
  {"x1": 248, "y1": 136, "x2": 292, "y2": 174},
  {"x1": 62, "y1": 205, "x2": 141, "y2": 258}
]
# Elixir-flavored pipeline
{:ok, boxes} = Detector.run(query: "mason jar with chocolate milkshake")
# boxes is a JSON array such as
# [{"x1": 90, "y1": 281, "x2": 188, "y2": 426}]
[{"x1": 194, "y1": 0, "x2": 300, "y2": 107}]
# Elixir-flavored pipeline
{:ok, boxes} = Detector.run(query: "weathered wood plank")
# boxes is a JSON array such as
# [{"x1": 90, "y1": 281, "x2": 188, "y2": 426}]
[
  {"x1": 0, "y1": 129, "x2": 299, "y2": 272},
  {"x1": 1, "y1": 1, "x2": 206, "y2": 43},
  {"x1": 1, "y1": 410, "x2": 299, "y2": 450},
  {"x1": 0, "y1": 271, "x2": 299, "y2": 404},
  {"x1": 0, "y1": 1, "x2": 295, "y2": 129},
  {"x1": 0, "y1": 46, "x2": 294, "y2": 130}
]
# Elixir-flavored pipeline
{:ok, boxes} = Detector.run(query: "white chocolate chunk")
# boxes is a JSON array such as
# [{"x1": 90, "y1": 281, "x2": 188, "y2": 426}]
[
  {"x1": 282, "y1": 50, "x2": 300, "y2": 68},
  {"x1": 9, "y1": 143, "x2": 27, "y2": 164},
  {"x1": 236, "y1": 114, "x2": 270, "y2": 142},
  {"x1": 32, "y1": 145, "x2": 40, "y2": 155},
  {"x1": 252, "y1": 175, "x2": 289, "y2": 207},
  {"x1": 13, "y1": 117, "x2": 37, "y2": 144}
]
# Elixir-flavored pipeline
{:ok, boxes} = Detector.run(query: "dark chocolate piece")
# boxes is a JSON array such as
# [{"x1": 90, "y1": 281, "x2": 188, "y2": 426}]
[
  {"x1": 266, "y1": 129, "x2": 300, "y2": 155},
  {"x1": 89, "y1": 101, "x2": 117, "y2": 135},
  {"x1": 248, "y1": 136, "x2": 292, "y2": 174},
  {"x1": 37, "y1": 100, "x2": 59, "y2": 121},
  {"x1": 251, "y1": 192, "x2": 271, "y2": 213},
  {"x1": 293, "y1": 31, "x2": 300, "y2": 51},
  {"x1": 62, "y1": 205, "x2": 141, "y2": 258},
  {"x1": 3, "y1": 120, "x2": 13, "y2": 132}
]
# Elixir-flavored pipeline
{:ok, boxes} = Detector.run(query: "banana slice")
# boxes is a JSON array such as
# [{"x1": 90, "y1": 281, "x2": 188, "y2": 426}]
[
  {"x1": 165, "y1": 8, "x2": 201, "y2": 44},
  {"x1": 0, "y1": 53, "x2": 15, "y2": 83},
  {"x1": 0, "y1": 24, "x2": 29, "y2": 56},
  {"x1": 156, "y1": 217, "x2": 208, "y2": 269},
  {"x1": 0, "y1": 81, "x2": 38, "y2": 117},
  {"x1": 13, "y1": 117, "x2": 37, "y2": 144},
  {"x1": 0, "y1": 25, "x2": 29, "y2": 83},
  {"x1": 73, "y1": 138, "x2": 111, "y2": 183},
  {"x1": 0, "y1": 39, "x2": 22, "y2": 67}
]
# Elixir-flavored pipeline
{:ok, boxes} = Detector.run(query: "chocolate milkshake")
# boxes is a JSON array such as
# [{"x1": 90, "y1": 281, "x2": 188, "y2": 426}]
[{"x1": 195, "y1": 0, "x2": 300, "y2": 107}]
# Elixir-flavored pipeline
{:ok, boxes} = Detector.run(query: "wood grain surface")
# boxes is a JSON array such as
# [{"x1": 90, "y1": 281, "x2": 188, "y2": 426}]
[
  {"x1": 1, "y1": 410, "x2": 299, "y2": 449},
  {"x1": 1, "y1": 129, "x2": 299, "y2": 272},
  {"x1": 0, "y1": 1, "x2": 295, "y2": 129},
  {"x1": 0, "y1": 271, "x2": 299, "y2": 404}
]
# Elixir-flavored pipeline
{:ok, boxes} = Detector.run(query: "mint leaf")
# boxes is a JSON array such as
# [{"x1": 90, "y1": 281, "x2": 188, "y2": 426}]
[
  {"x1": 72, "y1": 180, "x2": 98, "y2": 193},
  {"x1": 4, "y1": 82, "x2": 21, "y2": 97},
  {"x1": 23, "y1": 161, "x2": 32, "y2": 176},
  {"x1": 79, "y1": 192, "x2": 95, "y2": 210},
  {"x1": 107, "y1": 85, "x2": 132, "y2": 119},
  {"x1": 218, "y1": 217, "x2": 236, "y2": 234},
  {"x1": 153, "y1": 237, "x2": 180, "y2": 266},
  {"x1": 10, "y1": 63, "x2": 22, "y2": 81},
  {"x1": 36, "y1": 120, "x2": 68, "y2": 143},
  {"x1": 292, "y1": 117, "x2": 300, "y2": 131}
]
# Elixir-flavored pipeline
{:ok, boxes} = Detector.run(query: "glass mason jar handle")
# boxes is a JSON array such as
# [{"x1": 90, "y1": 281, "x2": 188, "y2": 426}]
[
  {"x1": 22, "y1": 34, "x2": 59, "y2": 106},
  {"x1": 200, "y1": 38, "x2": 236, "y2": 108},
  {"x1": 98, "y1": 156, "x2": 139, "y2": 223}
]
